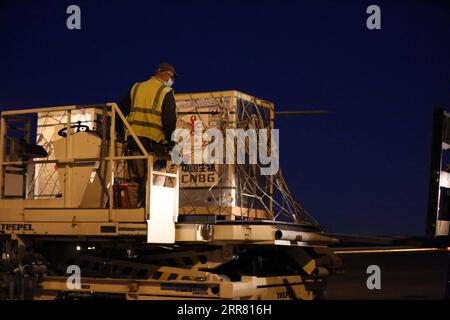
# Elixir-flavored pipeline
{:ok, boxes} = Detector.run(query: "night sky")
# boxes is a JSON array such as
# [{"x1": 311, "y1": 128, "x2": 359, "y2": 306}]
[{"x1": 1, "y1": 0, "x2": 449, "y2": 236}]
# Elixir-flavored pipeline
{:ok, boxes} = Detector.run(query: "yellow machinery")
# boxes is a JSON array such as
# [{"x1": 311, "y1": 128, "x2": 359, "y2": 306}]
[{"x1": 0, "y1": 91, "x2": 341, "y2": 300}]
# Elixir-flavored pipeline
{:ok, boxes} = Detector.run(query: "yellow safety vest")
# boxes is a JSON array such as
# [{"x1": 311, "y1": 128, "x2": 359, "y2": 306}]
[{"x1": 126, "y1": 77, "x2": 173, "y2": 143}]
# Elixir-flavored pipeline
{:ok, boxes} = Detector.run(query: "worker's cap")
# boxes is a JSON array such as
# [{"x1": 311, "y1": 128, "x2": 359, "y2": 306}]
[{"x1": 156, "y1": 62, "x2": 180, "y2": 78}]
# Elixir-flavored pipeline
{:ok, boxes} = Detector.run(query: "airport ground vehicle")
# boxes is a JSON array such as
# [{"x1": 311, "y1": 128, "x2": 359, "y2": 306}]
[{"x1": 0, "y1": 91, "x2": 342, "y2": 300}]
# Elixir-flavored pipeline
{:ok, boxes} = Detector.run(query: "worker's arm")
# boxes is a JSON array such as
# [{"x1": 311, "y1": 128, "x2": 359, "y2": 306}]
[
  {"x1": 118, "y1": 94, "x2": 131, "y2": 117},
  {"x1": 115, "y1": 94, "x2": 131, "y2": 140},
  {"x1": 161, "y1": 90, "x2": 177, "y2": 145}
]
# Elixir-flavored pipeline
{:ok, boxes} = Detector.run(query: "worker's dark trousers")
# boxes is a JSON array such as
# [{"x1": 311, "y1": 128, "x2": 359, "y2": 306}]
[{"x1": 126, "y1": 137, "x2": 168, "y2": 207}]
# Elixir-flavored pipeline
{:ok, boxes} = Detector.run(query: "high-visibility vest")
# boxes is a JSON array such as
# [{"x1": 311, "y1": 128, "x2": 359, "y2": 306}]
[{"x1": 126, "y1": 77, "x2": 173, "y2": 143}]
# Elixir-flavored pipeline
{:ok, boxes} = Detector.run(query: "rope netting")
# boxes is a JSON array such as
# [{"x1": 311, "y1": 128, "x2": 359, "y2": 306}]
[{"x1": 175, "y1": 93, "x2": 319, "y2": 226}]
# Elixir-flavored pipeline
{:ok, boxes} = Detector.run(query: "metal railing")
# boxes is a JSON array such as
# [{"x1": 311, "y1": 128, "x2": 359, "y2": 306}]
[{"x1": 0, "y1": 103, "x2": 179, "y2": 222}]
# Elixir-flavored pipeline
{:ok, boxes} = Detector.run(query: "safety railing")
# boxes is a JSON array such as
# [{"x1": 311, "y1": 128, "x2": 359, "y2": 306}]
[{"x1": 0, "y1": 103, "x2": 179, "y2": 222}]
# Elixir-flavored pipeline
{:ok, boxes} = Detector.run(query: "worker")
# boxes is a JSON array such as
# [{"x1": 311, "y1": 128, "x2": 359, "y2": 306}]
[{"x1": 120, "y1": 63, "x2": 179, "y2": 207}]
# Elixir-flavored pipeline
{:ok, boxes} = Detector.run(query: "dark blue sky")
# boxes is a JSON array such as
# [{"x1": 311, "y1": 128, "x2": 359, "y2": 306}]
[{"x1": 1, "y1": 0, "x2": 449, "y2": 236}]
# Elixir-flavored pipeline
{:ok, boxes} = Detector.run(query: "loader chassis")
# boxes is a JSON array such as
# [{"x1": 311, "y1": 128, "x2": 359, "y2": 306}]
[{"x1": 0, "y1": 94, "x2": 341, "y2": 300}]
